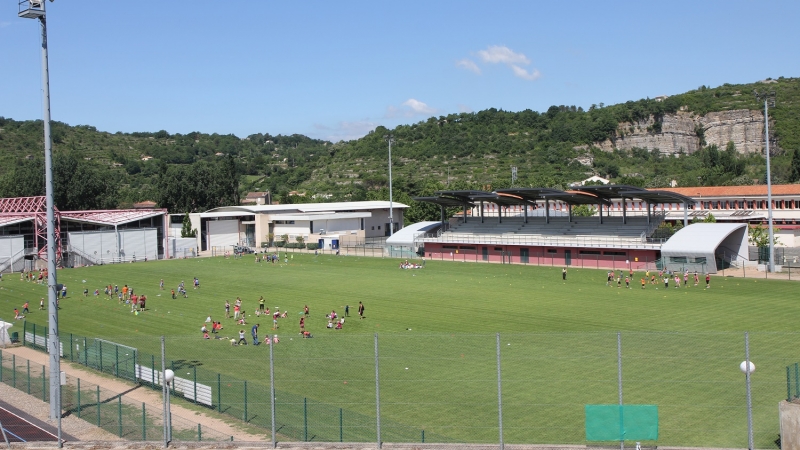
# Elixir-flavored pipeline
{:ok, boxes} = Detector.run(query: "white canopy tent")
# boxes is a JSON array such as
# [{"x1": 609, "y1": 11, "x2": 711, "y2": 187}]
[{"x1": 660, "y1": 223, "x2": 749, "y2": 274}]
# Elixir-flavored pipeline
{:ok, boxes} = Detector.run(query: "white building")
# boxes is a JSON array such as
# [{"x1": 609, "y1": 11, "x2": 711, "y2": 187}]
[{"x1": 178, "y1": 201, "x2": 408, "y2": 252}]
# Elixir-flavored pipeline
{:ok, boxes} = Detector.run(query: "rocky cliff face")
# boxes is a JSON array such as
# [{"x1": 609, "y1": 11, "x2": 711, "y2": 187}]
[{"x1": 597, "y1": 109, "x2": 766, "y2": 155}]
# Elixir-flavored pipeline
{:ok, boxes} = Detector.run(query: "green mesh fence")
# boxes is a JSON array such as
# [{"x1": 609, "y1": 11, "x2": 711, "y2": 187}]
[
  {"x1": 15, "y1": 329, "x2": 800, "y2": 447},
  {"x1": 0, "y1": 349, "x2": 233, "y2": 442}
]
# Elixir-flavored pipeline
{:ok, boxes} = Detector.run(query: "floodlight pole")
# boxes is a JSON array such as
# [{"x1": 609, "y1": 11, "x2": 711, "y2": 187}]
[
  {"x1": 756, "y1": 91, "x2": 776, "y2": 272},
  {"x1": 385, "y1": 135, "x2": 395, "y2": 236},
  {"x1": 19, "y1": 0, "x2": 61, "y2": 431}
]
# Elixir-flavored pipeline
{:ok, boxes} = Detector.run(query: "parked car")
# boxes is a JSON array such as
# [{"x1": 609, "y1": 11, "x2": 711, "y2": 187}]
[{"x1": 234, "y1": 245, "x2": 254, "y2": 254}]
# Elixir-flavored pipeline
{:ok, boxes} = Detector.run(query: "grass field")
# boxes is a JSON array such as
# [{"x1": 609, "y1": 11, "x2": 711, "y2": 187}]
[{"x1": 1, "y1": 254, "x2": 798, "y2": 447}]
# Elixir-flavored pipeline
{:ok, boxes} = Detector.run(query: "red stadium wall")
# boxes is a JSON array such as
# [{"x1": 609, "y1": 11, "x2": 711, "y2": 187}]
[{"x1": 423, "y1": 243, "x2": 660, "y2": 271}]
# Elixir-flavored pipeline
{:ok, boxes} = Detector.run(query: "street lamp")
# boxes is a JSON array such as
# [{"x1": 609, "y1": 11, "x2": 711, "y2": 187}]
[
  {"x1": 754, "y1": 90, "x2": 776, "y2": 272},
  {"x1": 18, "y1": 0, "x2": 61, "y2": 440},
  {"x1": 163, "y1": 368, "x2": 174, "y2": 445},
  {"x1": 384, "y1": 135, "x2": 395, "y2": 236},
  {"x1": 740, "y1": 331, "x2": 756, "y2": 450}
]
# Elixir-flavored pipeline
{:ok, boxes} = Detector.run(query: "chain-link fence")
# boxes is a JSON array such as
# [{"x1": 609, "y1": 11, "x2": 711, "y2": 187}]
[
  {"x1": 18, "y1": 327, "x2": 797, "y2": 448},
  {"x1": 0, "y1": 349, "x2": 233, "y2": 442}
]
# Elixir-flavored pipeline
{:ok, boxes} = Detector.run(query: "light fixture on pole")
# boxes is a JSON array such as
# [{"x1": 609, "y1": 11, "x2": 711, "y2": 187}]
[
  {"x1": 754, "y1": 90, "x2": 776, "y2": 272},
  {"x1": 384, "y1": 135, "x2": 395, "y2": 236},
  {"x1": 164, "y1": 368, "x2": 174, "y2": 445},
  {"x1": 740, "y1": 331, "x2": 755, "y2": 450},
  {"x1": 18, "y1": 1, "x2": 61, "y2": 446}
]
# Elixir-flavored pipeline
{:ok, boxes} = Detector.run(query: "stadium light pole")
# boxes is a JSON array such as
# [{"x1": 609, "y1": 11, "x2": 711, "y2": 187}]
[
  {"x1": 755, "y1": 90, "x2": 776, "y2": 272},
  {"x1": 18, "y1": 0, "x2": 61, "y2": 433},
  {"x1": 385, "y1": 135, "x2": 395, "y2": 236}
]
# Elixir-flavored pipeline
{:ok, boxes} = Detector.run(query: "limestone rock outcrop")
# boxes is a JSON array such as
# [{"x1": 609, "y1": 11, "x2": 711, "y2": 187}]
[{"x1": 597, "y1": 109, "x2": 766, "y2": 155}]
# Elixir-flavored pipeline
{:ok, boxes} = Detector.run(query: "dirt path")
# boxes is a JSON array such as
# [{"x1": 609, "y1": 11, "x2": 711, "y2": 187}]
[{"x1": 3, "y1": 346, "x2": 268, "y2": 442}]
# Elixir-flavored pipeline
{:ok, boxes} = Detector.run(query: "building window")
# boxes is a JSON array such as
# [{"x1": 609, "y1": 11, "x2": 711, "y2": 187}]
[
  {"x1": 747, "y1": 201, "x2": 754, "y2": 209},
  {"x1": 378, "y1": 225, "x2": 381, "y2": 230},
  {"x1": 670, "y1": 256, "x2": 688, "y2": 263}
]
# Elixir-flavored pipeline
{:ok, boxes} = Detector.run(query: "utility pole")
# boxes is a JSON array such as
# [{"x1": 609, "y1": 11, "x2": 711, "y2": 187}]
[
  {"x1": 18, "y1": 1, "x2": 61, "y2": 435},
  {"x1": 755, "y1": 90, "x2": 776, "y2": 272}
]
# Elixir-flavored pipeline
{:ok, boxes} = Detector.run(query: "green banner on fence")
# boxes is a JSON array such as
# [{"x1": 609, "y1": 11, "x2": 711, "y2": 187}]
[{"x1": 585, "y1": 405, "x2": 658, "y2": 441}]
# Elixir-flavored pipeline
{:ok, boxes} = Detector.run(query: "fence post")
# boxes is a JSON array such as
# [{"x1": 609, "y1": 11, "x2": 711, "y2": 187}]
[
  {"x1": 97, "y1": 386, "x2": 101, "y2": 427},
  {"x1": 193, "y1": 366, "x2": 197, "y2": 404},
  {"x1": 69, "y1": 334, "x2": 73, "y2": 362},
  {"x1": 339, "y1": 408, "x2": 343, "y2": 442},
  {"x1": 617, "y1": 332, "x2": 623, "y2": 450},
  {"x1": 41, "y1": 364, "x2": 46, "y2": 401},
  {"x1": 496, "y1": 332, "x2": 504, "y2": 450},
  {"x1": 99, "y1": 340, "x2": 103, "y2": 372},
  {"x1": 115, "y1": 345, "x2": 119, "y2": 378},
  {"x1": 788, "y1": 366, "x2": 792, "y2": 402},
  {"x1": 142, "y1": 403, "x2": 146, "y2": 441},
  {"x1": 151, "y1": 355, "x2": 155, "y2": 388},
  {"x1": 217, "y1": 374, "x2": 222, "y2": 413},
  {"x1": 303, "y1": 397, "x2": 308, "y2": 441},
  {"x1": 795, "y1": 363, "x2": 799, "y2": 400},
  {"x1": 118, "y1": 396, "x2": 122, "y2": 437},
  {"x1": 84, "y1": 338, "x2": 88, "y2": 366},
  {"x1": 27, "y1": 360, "x2": 30, "y2": 395},
  {"x1": 243, "y1": 381, "x2": 248, "y2": 422},
  {"x1": 23, "y1": 321, "x2": 26, "y2": 347},
  {"x1": 77, "y1": 378, "x2": 81, "y2": 418},
  {"x1": 375, "y1": 333, "x2": 381, "y2": 449},
  {"x1": 269, "y1": 334, "x2": 276, "y2": 449}
]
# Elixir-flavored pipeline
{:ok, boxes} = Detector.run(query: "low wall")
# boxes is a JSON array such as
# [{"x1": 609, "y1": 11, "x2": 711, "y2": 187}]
[{"x1": 780, "y1": 400, "x2": 800, "y2": 450}]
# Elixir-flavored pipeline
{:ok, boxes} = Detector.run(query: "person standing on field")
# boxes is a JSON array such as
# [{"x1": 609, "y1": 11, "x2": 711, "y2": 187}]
[
  {"x1": 562, "y1": 267, "x2": 567, "y2": 281},
  {"x1": 358, "y1": 301, "x2": 365, "y2": 320}
]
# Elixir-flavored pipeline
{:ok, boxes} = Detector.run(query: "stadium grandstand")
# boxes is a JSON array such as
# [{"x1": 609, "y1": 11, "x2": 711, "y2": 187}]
[
  {"x1": 412, "y1": 184, "x2": 800, "y2": 273},
  {"x1": 0, "y1": 196, "x2": 168, "y2": 273}
]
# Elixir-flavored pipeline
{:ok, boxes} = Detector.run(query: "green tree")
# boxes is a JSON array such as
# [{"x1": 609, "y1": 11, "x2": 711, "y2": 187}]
[
  {"x1": 790, "y1": 149, "x2": 800, "y2": 183},
  {"x1": 572, "y1": 204, "x2": 597, "y2": 217},
  {"x1": 180, "y1": 212, "x2": 197, "y2": 238}
]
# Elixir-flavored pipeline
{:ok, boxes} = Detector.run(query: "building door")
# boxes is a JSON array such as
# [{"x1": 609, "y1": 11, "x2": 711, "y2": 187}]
[
  {"x1": 520, "y1": 248, "x2": 529, "y2": 264},
  {"x1": 565, "y1": 249, "x2": 572, "y2": 266},
  {"x1": 482, "y1": 246, "x2": 488, "y2": 261}
]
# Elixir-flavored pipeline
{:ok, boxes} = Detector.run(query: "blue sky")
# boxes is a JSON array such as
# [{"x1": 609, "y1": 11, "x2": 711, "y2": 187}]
[{"x1": 2, "y1": 1, "x2": 799, "y2": 142}]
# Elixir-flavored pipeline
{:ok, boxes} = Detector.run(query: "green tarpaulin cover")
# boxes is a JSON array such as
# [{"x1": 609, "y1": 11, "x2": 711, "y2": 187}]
[{"x1": 585, "y1": 405, "x2": 658, "y2": 441}]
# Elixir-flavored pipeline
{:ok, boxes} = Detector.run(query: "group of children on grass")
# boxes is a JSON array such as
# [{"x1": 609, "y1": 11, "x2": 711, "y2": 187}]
[{"x1": 604, "y1": 269, "x2": 711, "y2": 289}]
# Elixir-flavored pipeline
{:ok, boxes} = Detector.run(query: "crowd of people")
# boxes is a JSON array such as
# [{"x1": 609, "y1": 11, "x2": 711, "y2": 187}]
[{"x1": 603, "y1": 268, "x2": 711, "y2": 289}]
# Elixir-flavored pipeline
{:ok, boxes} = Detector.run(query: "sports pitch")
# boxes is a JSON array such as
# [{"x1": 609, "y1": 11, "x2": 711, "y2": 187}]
[{"x1": 2, "y1": 254, "x2": 798, "y2": 447}]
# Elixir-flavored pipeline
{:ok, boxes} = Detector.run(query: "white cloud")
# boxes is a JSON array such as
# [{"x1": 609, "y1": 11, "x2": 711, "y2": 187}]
[
  {"x1": 460, "y1": 45, "x2": 541, "y2": 82},
  {"x1": 386, "y1": 98, "x2": 438, "y2": 118},
  {"x1": 456, "y1": 58, "x2": 481, "y2": 74},
  {"x1": 511, "y1": 65, "x2": 541, "y2": 81},
  {"x1": 402, "y1": 99, "x2": 437, "y2": 115},
  {"x1": 458, "y1": 104, "x2": 473, "y2": 113},
  {"x1": 477, "y1": 45, "x2": 530, "y2": 65}
]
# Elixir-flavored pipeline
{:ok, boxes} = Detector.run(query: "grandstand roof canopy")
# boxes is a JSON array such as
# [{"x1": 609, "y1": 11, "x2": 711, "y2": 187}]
[
  {"x1": 575, "y1": 185, "x2": 694, "y2": 204},
  {"x1": 418, "y1": 186, "x2": 698, "y2": 210},
  {"x1": 617, "y1": 189, "x2": 696, "y2": 205},
  {"x1": 495, "y1": 188, "x2": 566, "y2": 202}
]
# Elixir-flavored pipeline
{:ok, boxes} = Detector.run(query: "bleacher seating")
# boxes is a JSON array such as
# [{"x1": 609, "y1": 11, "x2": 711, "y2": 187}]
[{"x1": 441, "y1": 214, "x2": 666, "y2": 247}]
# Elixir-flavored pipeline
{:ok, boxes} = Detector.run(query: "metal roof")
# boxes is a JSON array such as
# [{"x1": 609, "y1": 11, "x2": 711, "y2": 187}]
[
  {"x1": 203, "y1": 201, "x2": 409, "y2": 216},
  {"x1": 60, "y1": 209, "x2": 167, "y2": 226},
  {"x1": 617, "y1": 189, "x2": 696, "y2": 205}
]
